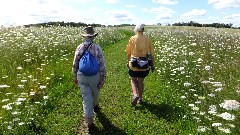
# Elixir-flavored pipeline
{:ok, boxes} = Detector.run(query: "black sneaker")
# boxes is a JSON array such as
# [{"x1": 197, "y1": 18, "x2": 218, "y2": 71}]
[
  {"x1": 93, "y1": 105, "x2": 101, "y2": 113},
  {"x1": 87, "y1": 123, "x2": 95, "y2": 133},
  {"x1": 138, "y1": 99, "x2": 144, "y2": 105}
]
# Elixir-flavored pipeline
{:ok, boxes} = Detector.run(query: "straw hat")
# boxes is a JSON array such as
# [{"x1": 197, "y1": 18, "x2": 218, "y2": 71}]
[{"x1": 81, "y1": 26, "x2": 98, "y2": 37}]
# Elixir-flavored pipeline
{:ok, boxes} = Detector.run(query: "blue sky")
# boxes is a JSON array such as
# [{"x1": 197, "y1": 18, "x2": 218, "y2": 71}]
[{"x1": 0, "y1": 0, "x2": 240, "y2": 27}]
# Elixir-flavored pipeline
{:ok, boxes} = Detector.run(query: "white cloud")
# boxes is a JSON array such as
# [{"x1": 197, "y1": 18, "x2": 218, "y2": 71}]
[
  {"x1": 222, "y1": 14, "x2": 240, "y2": 26},
  {"x1": 153, "y1": 0, "x2": 178, "y2": 5},
  {"x1": 105, "y1": 10, "x2": 134, "y2": 23},
  {"x1": 208, "y1": 0, "x2": 240, "y2": 9},
  {"x1": 0, "y1": 0, "x2": 97, "y2": 26},
  {"x1": 144, "y1": 6, "x2": 175, "y2": 14},
  {"x1": 181, "y1": 9, "x2": 207, "y2": 17},
  {"x1": 156, "y1": 13, "x2": 172, "y2": 19}
]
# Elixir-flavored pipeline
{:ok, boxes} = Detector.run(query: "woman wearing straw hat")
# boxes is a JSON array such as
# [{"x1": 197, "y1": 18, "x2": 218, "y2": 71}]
[
  {"x1": 72, "y1": 26, "x2": 106, "y2": 132},
  {"x1": 125, "y1": 24, "x2": 155, "y2": 107}
]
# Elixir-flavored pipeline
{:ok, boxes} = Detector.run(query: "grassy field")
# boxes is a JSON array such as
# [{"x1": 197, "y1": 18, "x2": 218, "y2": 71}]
[{"x1": 0, "y1": 26, "x2": 240, "y2": 135}]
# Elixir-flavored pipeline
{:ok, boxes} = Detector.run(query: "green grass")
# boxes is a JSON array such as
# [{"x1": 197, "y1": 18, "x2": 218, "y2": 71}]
[{"x1": 1, "y1": 26, "x2": 240, "y2": 135}]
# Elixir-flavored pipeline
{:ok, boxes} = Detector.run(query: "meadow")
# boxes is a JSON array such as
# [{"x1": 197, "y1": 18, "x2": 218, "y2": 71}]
[{"x1": 0, "y1": 25, "x2": 239, "y2": 135}]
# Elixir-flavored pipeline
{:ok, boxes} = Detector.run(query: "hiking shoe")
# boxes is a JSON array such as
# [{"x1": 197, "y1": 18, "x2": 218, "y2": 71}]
[
  {"x1": 131, "y1": 96, "x2": 139, "y2": 107},
  {"x1": 93, "y1": 105, "x2": 101, "y2": 113},
  {"x1": 138, "y1": 99, "x2": 144, "y2": 105},
  {"x1": 87, "y1": 123, "x2": 95, "y2": 133}
]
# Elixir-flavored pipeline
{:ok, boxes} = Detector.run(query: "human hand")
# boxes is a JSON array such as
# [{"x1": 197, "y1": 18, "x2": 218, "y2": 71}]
[
  {"x1": 151, "y1": 66, "x2": 155, "y2": 72},
  {"x1": 97, "y1": 82, "x2": 104, "y2": 89},
  {"x1": 74, "y1": 78, "x2": 78, "y2": 85}
]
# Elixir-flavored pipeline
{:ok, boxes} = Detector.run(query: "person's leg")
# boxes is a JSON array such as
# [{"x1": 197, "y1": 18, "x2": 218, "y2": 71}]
[
  {"x1": 88, "y1": 73, "x2": 100, "y2": 112},
  {"x1": 131, "y1": 77, "x2": 138, "y2": 96},
  {"x1": 137, "y1": 78, "x2": 145, "y2": 100},
  {"x1": 78, "y1": 74, "x2": 94, "y2": 125},
  {"x1": 131, "y1": 77, "x2": 140, "y2": 106},
  {"x1": 79, "y1": 83, "x2": 94, "y2": 125}
]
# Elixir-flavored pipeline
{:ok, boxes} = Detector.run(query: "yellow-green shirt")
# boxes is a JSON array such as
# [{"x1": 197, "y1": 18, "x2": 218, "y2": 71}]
[{"x1": 125, "y1": 33, "x2": 154, "y2": 71}]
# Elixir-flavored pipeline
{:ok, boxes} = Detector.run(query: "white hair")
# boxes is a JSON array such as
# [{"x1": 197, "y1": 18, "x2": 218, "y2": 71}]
[{"x1": 134, "y1": 24, "x2": 144, "y2": 32}]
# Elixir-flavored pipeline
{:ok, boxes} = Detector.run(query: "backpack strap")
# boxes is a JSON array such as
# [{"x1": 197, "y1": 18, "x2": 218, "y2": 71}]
[{"x1": 79, "y1": 42, "x2": 93, "y2": 59}]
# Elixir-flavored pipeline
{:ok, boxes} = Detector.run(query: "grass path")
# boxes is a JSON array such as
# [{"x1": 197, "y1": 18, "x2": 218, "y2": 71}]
[{"x1": 41, "y1": 35, "x2": 192, "y2": 135}]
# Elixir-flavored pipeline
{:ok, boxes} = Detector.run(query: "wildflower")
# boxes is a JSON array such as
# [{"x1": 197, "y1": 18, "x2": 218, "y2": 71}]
[
  {"x1": 212, "y1": 123, "x2": 222, "y2": 127},
  {"x1": 201, "y1": 80, "x2": 210, "y2": 84},
  {"x1": 0, "y1": 85, "x2": 10, "y2": 88},
  {"x1": 18, "y1": 85, "x2": 24, "y2": 88},
  {"x1": 205, "y1": 66, "x2": 211, "y2": 70},
  {"x1": 19, "y1": 122, "x2": 25, "y2": 126},
  {"x1": 208, "y1": 105, "x2": 217, "y2": 114},
  {"x1": 30, "y1": 92, "x2": 35, "y2": 96},
  {"x1": 12, "y1": 111, "x2": 20, "y2": 115},
  {"x1": 43, "y1": 96, "x2": 49, "y2": 99},
  {"x1": 189, "y1": 104, "x2": 195, "y2": 107},
  {"x1": 16, "y1": 66, "x2": 23, "y2": 70},
  {"x1": 13, "y1": 118, "x2": 20, "y2": 121},
  {"x1": 219, "y1": 100, "x2": 240, "y2": 110},
  {"x1": 218, "y1": 112, "x2": 235, "y2": 121},
  {"x1": 211, "y1": 82, "x2": 222, "y2": 87},
  {"x1": 191, "y1": 43, "x2": 197, "y2": 46},
  {"x1": 46, "y1": 77, "x2": 50, "y2": 80},
  {"x1": 215, "y1": 87, "x2": 222, "y2": 91},
  {"x1": 195, "y1": 100, "x2": 201, "y2": 104},
  {"x1": 2, "y1": 99, "x2": 9, "y2": 102},
  {"x1": 40, "y1": 85, "x2": 46, "y2": 89},
  {"x1": 21, "y1": 80, "x2": 27, "y2": 83},
  {"x1": 2, "y1": 75, "x2": 8, "y2": 78},
  {"x1": 15, "y1": 102, "x2": 22, "y2": 105},
  {"x1": 218, "y1": 127, "x2": 231, "y2": 134},
  {"x1": 208, "y1": 93, "x2": 215, "y2": 97},
  {"x1": 197, "y1": 58, "x2": 203, "y2": 63},
  {"x1": 2, "y1": 104, "x2": 12, "y2": 110},
  {"x1": 180, "y1": 96, "x2": 186, "y2": 99},
  {"x1": 184, "y1": 82, "x2": 191, "y2": 87},
  {"x1": 192, "y1": 106, "x2": 199, "y2": 111},
  {"x1": 17, "y1": 98, "x2": 26, "y2": 102},
  {"x1": 7, "y1": 126, "x2": 12, "y2": 130},
  {"x1": 198, "y1": 96, "x2": 205, "y2": 100},
  {"x1": 197, "y1": 126, "x2": 207, "y2": 132},
  {"x1": 189, "y1": 52, "x2": 195, "y2": 55}
]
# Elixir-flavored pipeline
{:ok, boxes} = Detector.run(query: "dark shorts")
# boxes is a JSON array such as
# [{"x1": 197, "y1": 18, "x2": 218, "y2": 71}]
[{"x1": 128, "y1": 69, "x2": 150, "y2": 78}]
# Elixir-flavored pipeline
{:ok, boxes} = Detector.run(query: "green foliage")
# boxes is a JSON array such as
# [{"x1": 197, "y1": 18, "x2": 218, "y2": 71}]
[{"x1": 0, "y1": 26, "x2": 239, "y2": 134}]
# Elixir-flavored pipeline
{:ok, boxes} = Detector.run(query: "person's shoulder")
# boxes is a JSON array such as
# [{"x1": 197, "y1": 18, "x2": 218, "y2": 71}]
[
  {"x1": 76, "y1": 43, "x2": 84, "y2": 49},
  {"x1": 93, "y1": 43, "x2": 102, "y2": 50}
]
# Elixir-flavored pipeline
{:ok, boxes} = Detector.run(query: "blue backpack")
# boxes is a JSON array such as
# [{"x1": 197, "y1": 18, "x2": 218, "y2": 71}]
[{"x1": 79, "y1": 43, "x2": 99, "y2": 76}]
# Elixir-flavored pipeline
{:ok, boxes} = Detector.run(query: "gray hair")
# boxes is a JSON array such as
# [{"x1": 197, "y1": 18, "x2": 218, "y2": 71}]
[{"x1": 134, "y1": 24, "x2": 144, "y2": 32}]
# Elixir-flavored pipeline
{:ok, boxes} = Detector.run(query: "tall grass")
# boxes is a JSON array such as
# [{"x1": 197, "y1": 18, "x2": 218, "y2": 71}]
[
  {"x1": 0, "y1": 26, "x2": 239, "y2": 134},
  {"x1": 0, "y1": 26, "x2": 128, "y2": 134},
  {"x1": 146, "y1": 26, "x2": 240, "y2": 134}
]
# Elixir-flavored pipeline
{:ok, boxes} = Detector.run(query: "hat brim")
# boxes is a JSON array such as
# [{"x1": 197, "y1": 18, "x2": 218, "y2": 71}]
[{"x1": 81, "y1": 33, "x2": 98, "y2": 37}]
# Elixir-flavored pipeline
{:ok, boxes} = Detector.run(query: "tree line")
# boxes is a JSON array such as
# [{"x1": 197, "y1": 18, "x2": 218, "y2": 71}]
[
  {"x1": 23, "y1": 21, "x2": 134, "y2": 27},
  {"x1": 23, "y1": 21, "x2": 240, "y2": 29},
  {"x1": 171, "y1": 21, "x2": 239, "y2": 29}
]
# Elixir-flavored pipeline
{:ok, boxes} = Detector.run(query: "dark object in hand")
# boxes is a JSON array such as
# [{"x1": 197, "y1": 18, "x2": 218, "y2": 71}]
[{"x1": 151, "y1": 66, "x2": 155, "y2": 72}]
